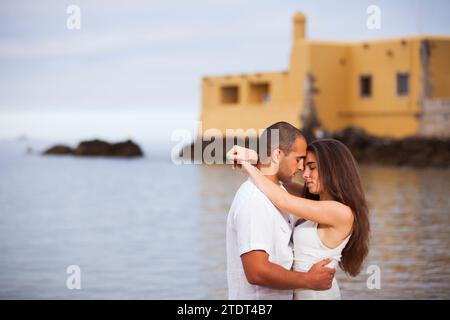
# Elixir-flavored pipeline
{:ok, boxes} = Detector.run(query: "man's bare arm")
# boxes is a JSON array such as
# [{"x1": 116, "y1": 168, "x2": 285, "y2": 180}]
[{"x1": 241, "y1": 250, "x2": 335, "y2": 290}]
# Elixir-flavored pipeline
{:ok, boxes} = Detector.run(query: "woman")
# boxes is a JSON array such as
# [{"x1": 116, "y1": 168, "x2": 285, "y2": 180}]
[{"x1": 228, "y1": 139, "x2": 370, "y2": 299}]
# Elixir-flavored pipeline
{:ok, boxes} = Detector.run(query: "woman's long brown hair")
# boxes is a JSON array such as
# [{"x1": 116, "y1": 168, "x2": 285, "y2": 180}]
[{"x1": 302, "y1": 139, "x2": 370, "y2": 277}]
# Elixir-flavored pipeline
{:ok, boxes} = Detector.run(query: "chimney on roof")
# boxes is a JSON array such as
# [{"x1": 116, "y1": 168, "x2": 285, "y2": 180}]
[{"x1": 293, "y1": 12, "x2": 306, "y2": 41}]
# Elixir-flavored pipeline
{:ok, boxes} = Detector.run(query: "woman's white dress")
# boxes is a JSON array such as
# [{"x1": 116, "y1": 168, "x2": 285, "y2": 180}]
[{"x1": 293, "y1": 219, "x2": 350, "y2": 300}]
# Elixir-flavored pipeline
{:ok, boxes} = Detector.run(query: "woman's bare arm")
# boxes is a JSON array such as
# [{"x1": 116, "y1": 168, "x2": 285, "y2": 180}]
[{"x1": 241, "y1": 161, "x2": 353, "y2": 227}]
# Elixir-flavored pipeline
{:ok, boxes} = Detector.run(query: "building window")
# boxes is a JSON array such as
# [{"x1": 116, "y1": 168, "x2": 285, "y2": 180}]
[
  {"x1": 397, "y1": 72, "x2": 409, "y2": 96},
  {"x1": 249, "y1": 82, "x2": 270, "y2": 104},
  {"x1": 360, "y1": 75, "x2": 372, "y2": 97},
  {"x1": 221, "y1": 85, "x2": 239, "y2": 104}
]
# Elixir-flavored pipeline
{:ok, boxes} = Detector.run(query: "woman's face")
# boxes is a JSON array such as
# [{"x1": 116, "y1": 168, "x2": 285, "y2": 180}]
[{"x1": 302, "y1": 151, "x2": 322, "y2": 194}]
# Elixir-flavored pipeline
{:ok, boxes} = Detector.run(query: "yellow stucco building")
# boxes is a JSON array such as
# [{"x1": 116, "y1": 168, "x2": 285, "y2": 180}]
[{"x1": 200, "y1": 12, "x2": 450, "y2": 139}]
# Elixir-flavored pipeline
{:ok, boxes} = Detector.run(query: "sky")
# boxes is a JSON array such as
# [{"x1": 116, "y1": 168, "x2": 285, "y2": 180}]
[{"x1": 0, "y1": 0, "x2": 449, "y2": 142}]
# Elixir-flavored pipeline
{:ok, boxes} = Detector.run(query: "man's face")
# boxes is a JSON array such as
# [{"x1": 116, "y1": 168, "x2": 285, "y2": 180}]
[{"x1": 277, "y1": 137, "x2": 307, "y2": 183}]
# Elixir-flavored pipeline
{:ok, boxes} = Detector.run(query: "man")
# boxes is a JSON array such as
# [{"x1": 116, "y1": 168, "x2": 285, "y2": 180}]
[{"x1": 226, "y1": 121, "x2": 335, "y2": 299}]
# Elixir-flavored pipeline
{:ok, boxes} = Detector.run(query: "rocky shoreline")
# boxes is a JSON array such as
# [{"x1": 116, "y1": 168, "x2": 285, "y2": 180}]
[
  {"x1": 43, "y1": 139, "x2": 144, "y2": 158},
  {"x1": 331, "y1": 127, "x2": 450, "y2": 168},
  {"x1": 181, "y1": 127, "x2": 450, "y2": 168}
]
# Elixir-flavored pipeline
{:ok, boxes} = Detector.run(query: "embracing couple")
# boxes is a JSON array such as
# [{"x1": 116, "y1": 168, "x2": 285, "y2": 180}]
[{"x1": 225, "y1": 121, "x2": 370, "y2": 300}]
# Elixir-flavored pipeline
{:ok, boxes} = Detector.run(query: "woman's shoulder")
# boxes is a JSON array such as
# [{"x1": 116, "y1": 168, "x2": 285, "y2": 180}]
[{"x1": 323, "y1": 200, "x2": 354, "y2": 227}]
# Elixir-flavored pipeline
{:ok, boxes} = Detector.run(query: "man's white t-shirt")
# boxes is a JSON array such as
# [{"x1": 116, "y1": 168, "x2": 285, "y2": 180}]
[{"x1": 226, "y1": 178, "x2": 295, "y2": 300}]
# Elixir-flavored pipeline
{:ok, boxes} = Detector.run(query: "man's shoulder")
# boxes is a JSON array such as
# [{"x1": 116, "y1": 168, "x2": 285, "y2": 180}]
[
  {"x1": 232, "y1": 179, "x2": 266, "y2": 204},
  {"x1": 229, "y1": 179, "x2": 272, "y2": 216}
]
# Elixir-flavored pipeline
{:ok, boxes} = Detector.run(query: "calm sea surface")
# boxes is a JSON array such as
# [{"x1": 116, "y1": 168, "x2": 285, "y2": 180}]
[{"x1": 0, "y1": 140, "x2": 449, "y2": 299}]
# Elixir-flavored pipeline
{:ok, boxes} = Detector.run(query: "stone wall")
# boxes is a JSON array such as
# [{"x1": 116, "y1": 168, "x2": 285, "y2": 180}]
[{"x1": 419, "y1": 99, "x2": 450, "y2": 138}]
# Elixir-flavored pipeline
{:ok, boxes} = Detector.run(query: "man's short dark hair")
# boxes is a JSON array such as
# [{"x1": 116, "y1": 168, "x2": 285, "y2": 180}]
[{"x1": 258, "y1": 122, "x2": 305, "y2": 161}]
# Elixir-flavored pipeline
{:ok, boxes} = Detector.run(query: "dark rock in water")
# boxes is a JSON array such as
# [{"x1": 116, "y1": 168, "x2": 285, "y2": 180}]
[
  {"x1": 331, "y1": 127, "x2": 450, "y2": 168},
  {"x1": 73, "y1": 139, "x2": 112, "y2": 156},
  {"x1": 43, "y1": 145, "x2": 74, "y2": 155},
  {"x1": 180, "y1": 136, "x2": 260, "y2": 164},
  {"x1": 109, "y1": 140, "x2": 144, "y2": 157},
  {"x1": 73, "y1": 139, "x2": 143, "y2": 157},
  {"x1": 332, "y1": 127, "x2": 375, "y2": 150},
  {"x1": 179, "y1": 126, "x2": 450, "y2": 168},
  {"x1": 43, "y1": 139, "x2": 143, "y2": 157}
]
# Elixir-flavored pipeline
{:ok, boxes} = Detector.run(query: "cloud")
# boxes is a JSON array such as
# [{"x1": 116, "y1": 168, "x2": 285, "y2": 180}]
[
  {"x1": 0, "y1": 0, "x2": 449, "y2": 116},
  {"x1": 0, "y1": 0, "x2": 298, "y2": 61},
  {"x1": 0, "y1": 27, "x2": 196, "y2": 59}
]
